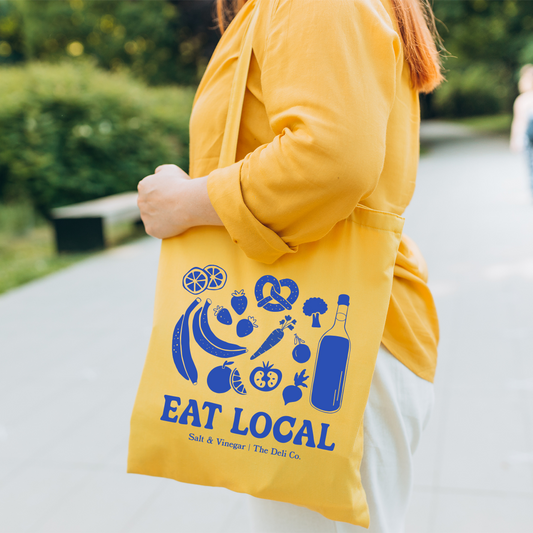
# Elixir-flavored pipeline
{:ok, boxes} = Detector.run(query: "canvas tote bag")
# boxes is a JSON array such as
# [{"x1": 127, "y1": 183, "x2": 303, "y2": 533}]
[{"x1": 128, "y1": 2, "x2": 404, "y2": 526}]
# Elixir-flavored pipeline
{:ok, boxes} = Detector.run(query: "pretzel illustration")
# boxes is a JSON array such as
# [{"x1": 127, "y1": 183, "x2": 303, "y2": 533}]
[{"x1": 255, "y1": 275, "x2": 299, "y2": 312}]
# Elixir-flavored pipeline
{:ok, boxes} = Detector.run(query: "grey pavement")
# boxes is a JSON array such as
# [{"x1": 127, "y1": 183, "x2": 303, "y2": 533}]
[
  {"x1": 1, "y1": 127, "x2": 533, "y2": 532},
  {"x1": 404, "y1": 132, "x2": 533, "y2": 532},
  {"x1": 419, "y1": 120, "x2": 477, "y2": 143}
]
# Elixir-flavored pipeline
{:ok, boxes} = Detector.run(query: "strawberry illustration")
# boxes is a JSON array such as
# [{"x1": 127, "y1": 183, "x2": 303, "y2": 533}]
[
  {"x1": 213, "y1": 305, "x2": 232, "y2": 325},
  {"x1": 236, "y1": 316, "x2": 258, "y2": 338},
  {"x1": 231, "y1": 290, "x2": 248, "y2": 315}
]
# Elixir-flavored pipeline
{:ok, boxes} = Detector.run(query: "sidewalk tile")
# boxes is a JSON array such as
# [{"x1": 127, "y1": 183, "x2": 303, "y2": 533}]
[
  {"x1": 0, "y1": 464, "x2": 90, "y2": 533},
  {"x1": 431, "y1": 491, "x2": 533, "y2": 533},
  {"x1": 125, "y1": 481, "x2": 253, "y2": 533},
  {"x1": 437, "y1": 388, "x2": 533, "y2": 494}
]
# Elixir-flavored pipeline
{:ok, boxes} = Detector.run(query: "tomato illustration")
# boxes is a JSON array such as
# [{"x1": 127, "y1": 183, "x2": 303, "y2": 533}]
[{"x1": 250, "y1": 361, "x2": 282, "y2": 392}]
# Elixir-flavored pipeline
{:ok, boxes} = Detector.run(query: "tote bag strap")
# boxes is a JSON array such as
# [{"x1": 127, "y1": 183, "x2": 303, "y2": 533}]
[{"x1": 218, "y1": 1, "x2": 261, "y2": 169}]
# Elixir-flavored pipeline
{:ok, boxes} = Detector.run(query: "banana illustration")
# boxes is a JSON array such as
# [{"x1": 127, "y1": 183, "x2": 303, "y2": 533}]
[
  {"x1": 171, "y1": 297, "x2": 201, "y2": 384},
  {"x1": 192, "y1": 299, "x2": 247, "y2": 358}
]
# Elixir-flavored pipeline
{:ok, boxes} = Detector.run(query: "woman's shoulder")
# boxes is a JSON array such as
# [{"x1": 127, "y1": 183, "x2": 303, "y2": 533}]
[
  {"x1": 259, "y1": 0, "x2": 396, "y2": 33},
  {"x1": 263, "y1": 0, "x2": 394, "y2": 18},
  {"x1": 254, "y1": 0, "x2": 400, "y2": 74}
]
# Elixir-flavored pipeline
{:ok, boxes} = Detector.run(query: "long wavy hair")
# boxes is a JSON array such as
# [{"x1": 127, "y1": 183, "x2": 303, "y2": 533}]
[{"x1": 216, "y1": 0, "x2": 444, "y2": 93}]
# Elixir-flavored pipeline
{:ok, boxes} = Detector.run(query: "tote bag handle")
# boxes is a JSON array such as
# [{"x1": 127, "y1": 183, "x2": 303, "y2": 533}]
[{"x1": 218, "y1": 1, "x2": 261, "y2": 168}]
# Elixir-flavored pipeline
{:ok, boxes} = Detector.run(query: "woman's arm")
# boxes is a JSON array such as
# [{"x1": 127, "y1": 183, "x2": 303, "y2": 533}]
[
  {"x1": 137, "y1": 164, "x2": 221, "y2": 239},
  {"x1": 207, "y1": 0, "x2": 401, "y2": 264},
  {"x1": 139, "y1": 0, "x2": 400, "y2": 255}
]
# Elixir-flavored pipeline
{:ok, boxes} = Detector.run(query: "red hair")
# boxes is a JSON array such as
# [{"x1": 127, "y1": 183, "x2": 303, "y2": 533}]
[{"x1": 216, "y1": 0, "x2": 443, "y2": 93}]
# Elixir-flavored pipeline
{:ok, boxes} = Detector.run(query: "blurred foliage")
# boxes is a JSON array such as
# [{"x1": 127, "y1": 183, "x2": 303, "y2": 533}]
[
  {"x1": 452, "y1": 113, "x2": 512, "y2": 135},
  {"x1": 433, "y1": 64, "x2": 504, "y2": 117},
  {"x1": 2, "y1": 0, "x2": 531, "y2": 122},
  {"x1": 0, "y1": 0, "x2": 219, "y2": 86},
  {"x1": 428, "y1": 0, "x2": 533, "y2": 117},
  {"x1": 0, "y1": 0, "x2": 25, "y2": 63},
  {"x1": 0, "y1": 58, "x2": 194, "y2": 216}
]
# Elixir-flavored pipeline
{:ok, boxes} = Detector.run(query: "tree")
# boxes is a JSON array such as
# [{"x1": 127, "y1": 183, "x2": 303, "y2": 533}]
[
  {"x1": 425, "y1": 0, "x2": 533, "y2": 117},
  {"x1": 0, "y1": 0, "x2": 25, "y2": 65},
  {"x1": 10, "y1": 0, "x2": 220, "y2": 86}
]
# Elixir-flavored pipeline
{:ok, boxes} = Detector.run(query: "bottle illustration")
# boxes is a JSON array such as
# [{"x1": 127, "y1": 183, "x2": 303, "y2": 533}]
[{"x1": 310, "y1": 294, "x2": 351, "y2": 413}]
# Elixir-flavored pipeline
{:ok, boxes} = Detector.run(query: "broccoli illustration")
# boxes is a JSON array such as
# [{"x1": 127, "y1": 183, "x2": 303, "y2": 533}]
[{"x1": 302, "y1": 297, "x2": 328, "y2": 328}]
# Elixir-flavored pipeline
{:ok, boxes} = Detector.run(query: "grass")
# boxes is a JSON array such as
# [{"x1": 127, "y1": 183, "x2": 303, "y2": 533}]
[
  {"x1": 450, "y1": 113, "x2": 513, "y2": 135},
  {"x1": 0, "y1": 202, "x2": 146, "y2": 295},
  {"x1": 0, "y1": 204, "x2": 86, "y2": 294}
]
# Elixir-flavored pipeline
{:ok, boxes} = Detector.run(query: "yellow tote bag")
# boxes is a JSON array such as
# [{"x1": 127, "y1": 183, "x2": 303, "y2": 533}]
[{"x1": 128, "y1": 3, "x2": 404, "y2": 527}]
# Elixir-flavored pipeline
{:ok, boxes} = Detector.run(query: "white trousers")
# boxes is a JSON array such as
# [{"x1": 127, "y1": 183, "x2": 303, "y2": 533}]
[{"x1": 247, "y1": 344, "x2": 435, "y2": 533}]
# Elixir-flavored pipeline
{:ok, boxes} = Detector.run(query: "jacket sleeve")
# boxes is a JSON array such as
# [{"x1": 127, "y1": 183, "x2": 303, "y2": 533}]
[{"x1": 207, "y1": 0, "x2": 401, "y2": 264}]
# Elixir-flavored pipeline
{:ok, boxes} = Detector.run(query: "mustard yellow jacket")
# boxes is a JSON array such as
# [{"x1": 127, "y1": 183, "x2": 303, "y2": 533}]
[{"x1": 190, "y1": 0, "x2": 439, "y2": 382}]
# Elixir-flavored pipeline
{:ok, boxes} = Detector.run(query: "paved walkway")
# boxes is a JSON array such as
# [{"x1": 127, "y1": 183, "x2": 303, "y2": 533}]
[
  {"x1": 1, "y1": 128, "x2": 533, "y2": 532},
  {"x1": 404, "y1": 131, "x2": 533, "y2": 532}
]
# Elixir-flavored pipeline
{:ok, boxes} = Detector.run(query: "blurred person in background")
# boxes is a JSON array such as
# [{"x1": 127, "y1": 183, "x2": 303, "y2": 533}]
[
  {"x1": 510, "y1": 64, "x2": 533, "y2": 192},
  {"x1": 137, "y1": 0, "x2": 443, "y2": 530}
]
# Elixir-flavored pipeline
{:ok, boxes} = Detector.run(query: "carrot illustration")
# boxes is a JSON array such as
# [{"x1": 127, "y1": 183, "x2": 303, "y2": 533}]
[{"x1": 250, "y1": 315, "x2": 297, "y2": 360}]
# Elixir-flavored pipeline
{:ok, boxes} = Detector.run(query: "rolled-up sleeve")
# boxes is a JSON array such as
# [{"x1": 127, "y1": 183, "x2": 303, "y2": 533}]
[{"x1": 207, "y1": 0, "x2": 401, "y2": 264}]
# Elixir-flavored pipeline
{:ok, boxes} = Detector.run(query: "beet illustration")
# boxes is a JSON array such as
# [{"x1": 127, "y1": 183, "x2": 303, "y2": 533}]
[{"x1": 282, "y1": 369, "x2": 310, "y2": 405}]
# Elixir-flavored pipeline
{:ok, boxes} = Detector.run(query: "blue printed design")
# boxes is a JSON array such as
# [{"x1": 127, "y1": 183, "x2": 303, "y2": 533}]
[
  {"x1": 183, "y1": 265, "x2": 227, "y2": 295},
  {"x1": 236, "y1": 316, "x2": 258, "y2": 337},
  {"x1": 310, "y1": 295, "x2": 351, "y2": 413},
  {"x1": 192, "y1": 299, "x2": 247, "y2": 358},
  {"x1": 204, "y1": 265, "x2": 227, "y2": 291},
  {"x1": 250, "y1": 362, "x2": 282, "y2": 392},
  {"x1": 214, "y1": 305, "x2": 232, "y2": 325},
  {"x1": 171, "y1": 298, "x2": 202, "y2": 384},
  {"x1": 292, "y1": 334, "x2": 311, "y2": 363},
  {"x1": 255, "y1": 275, "x2": 299, "y2": 312},
  {"x1": 250, "y1": 315, "x2": 296, "y2": 360},
  {"x1": 207, "y1": 361, "x2": 234, "y2": 393},
  {"x1": 302, "y1": 298, "x2": 328, "y2": 327},
  {"x1": 283, "y1": 369, "x2": 310, "y2": 405},
  {"x1": 231, "y1": 290, "x2": 248, "y2": 315},
  {"x1": 207, "y1": 362, "x2": 247, "y2": 395}
]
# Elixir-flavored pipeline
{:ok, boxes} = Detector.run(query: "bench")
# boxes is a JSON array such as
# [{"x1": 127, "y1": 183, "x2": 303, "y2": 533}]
[{"x1": 51, "y1": 192, "x2": 142, "y2": 252}]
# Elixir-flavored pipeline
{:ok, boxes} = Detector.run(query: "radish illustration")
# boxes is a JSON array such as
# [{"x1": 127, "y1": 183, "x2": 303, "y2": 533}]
[
  {"x1": 282, "y1": 369, "x2": 310, "y2": 405},
  {"x1": 250, "y1": 315, "x2": 296, "y2": 360}
]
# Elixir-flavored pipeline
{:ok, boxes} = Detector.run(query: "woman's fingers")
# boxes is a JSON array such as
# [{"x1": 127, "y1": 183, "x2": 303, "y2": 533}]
[
  {"x1": 137, "y1": 169, "x2": 192, "y2": 239},
  {"x1": 154, "y1": 164, "x2": 190, "y2": 179},
  {"x1": 155, "y1": 164, "x2": 176, "y2": 173}
]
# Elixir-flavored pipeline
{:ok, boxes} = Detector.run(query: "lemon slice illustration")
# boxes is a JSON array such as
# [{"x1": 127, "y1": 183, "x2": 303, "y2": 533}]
[
  {"x1": 183, "y1": 267, "x2": 209, "y2": 295},
  {"x1": 230, "y1": 368, "x2": 247, "y2": 395},
  {"x1": 204, "y1": 265, "x2": 227, "y2": 291}
]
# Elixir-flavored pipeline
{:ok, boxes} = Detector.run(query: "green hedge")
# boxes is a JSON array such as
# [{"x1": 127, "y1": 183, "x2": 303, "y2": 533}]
[
  {"x1": 432, "y1": 63, "x2": 510, "y2": 118},
  {"x1": 0, "y1": 57, "x2": 194, "y2": 216}
]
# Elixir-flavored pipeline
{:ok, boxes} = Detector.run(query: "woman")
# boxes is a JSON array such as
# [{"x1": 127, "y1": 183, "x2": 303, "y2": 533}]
[
  {"x1": 137, "y1": 0, "x2": 442, "y2": 530},
  {"x1": 510, "y1": 64, "x2": 533, "y2": 193}
]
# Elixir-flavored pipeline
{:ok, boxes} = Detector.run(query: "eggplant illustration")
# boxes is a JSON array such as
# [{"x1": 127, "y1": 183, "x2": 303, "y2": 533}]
[
  {"x1": 192, "y1": 299, "x2": 248, "y2": 358},
  {"x1": 172, "y1": 297, "x2": 202, "y2": 384}
]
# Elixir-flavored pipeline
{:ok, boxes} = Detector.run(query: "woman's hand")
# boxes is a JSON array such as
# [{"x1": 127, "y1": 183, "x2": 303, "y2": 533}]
[{"x1": 137, "y1": 164, "x2": 222, "y2": 239}]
